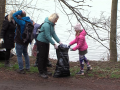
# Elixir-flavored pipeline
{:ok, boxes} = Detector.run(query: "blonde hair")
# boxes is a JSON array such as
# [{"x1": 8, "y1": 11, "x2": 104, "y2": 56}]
[
  {"x1": 48, "y1": 13, "x2": 59, "y2": 23},
  {"x1": 74, "y1": 23, "x2": 83, "y2": 36},
  {"x1": 75, "y1": 30, "x2": 81, "y2": 36},
  {"x1": 8, "y1": 10, "x2": 16, "y2": 22}
]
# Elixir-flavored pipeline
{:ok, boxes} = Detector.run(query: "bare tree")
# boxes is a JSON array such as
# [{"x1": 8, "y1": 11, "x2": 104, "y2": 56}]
[{"x1": 57, "y1": 1, "x2": 110, "y2": 49}]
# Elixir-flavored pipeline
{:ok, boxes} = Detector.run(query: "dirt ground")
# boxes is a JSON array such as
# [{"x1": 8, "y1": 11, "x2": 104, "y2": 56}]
[{"x1": 0, "y1": 56, "x2": 120, "y2": 90}]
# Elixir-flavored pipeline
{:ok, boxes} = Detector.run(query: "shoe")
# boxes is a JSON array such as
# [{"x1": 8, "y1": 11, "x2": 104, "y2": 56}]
[
  {"x1": 47, "y1": 63, "x2": 52, "y2": 67},
  {"x1": 39, "y1": 73, "x2": 48, "y2": 79},
  {"x1": 76, "y1": 70, "x2": 84, "y2": 75},
  {"x1": 4, "y1": 63, "x2": 13, "y2": 67},
  {"x1": 33, "y1": 63, "x2": 38, "y2": 67},
  {"x1": 25, "y1": 69, "x2": 30, "y2": 72},
  {"x1": 86, "y1": 65, "x2": 92, "y2": 72},
  {"x1": 33, "y1": 64, "x2": 38, "y2": 67},
  {"x1": 17, "y1": 69, "x2": 25, "y2": 74},
  {"x1": 44, "y1": 71, "x2": 52, "y2": 76}
]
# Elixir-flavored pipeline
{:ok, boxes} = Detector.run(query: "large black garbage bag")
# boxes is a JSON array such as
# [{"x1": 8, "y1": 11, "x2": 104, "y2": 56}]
[
  {"x1": 0, "y1": 50, "x2": 14, "y2": 60},
  {"x1": 0, "y1": 51, "x2": 6, "y2": 60},
  {"x1": 53, "y1": 44, "x2": 70, "y2": 78}
]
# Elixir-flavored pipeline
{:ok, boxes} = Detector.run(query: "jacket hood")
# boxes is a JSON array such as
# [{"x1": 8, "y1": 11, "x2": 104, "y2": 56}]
[
  {"x1": 44, "y1": 17, "x2": 54, "y2": 26},
  {"x1": 21, "y1": 16, "x2": 31, "y2": 22},
  {"x1": 80, "y1": 29, "x2": 87, "y2": 36}
]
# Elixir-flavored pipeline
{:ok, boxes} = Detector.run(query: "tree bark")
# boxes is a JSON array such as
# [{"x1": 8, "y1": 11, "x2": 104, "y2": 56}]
[
  {"x1": 0, "y1": 0, "x2": 6, "y2": 48},
  {"x1": 110, "y1": 0, "x2": 118, "y2": 62}
]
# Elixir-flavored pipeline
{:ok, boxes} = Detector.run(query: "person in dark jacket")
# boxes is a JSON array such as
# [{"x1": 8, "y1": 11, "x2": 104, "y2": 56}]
[
  {"x1": 31, "y1": 20, "x2": 40, "y2": 67},
  {"x1": 13, "y1": 10, "x2": 32, "y2": 74},
  {"x1": 32, "y1": 20, "x2": 52, "y2": 67},
  {"x1": 1, "y1": 10, "x2": 16, "y2": 67},
  {"x1": 37, "y1": 13, "x2": 62, "y2": 79}
]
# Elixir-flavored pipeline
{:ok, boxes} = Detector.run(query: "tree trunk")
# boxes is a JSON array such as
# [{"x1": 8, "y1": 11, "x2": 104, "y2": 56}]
[
  {"x1": 0, "y1": 0, "x2": 6, "y2": 48},
  {"x1": 0, "y1": 0, "x2": 5, "y2": 34},
  {"x1": 110, "y1": 0, "x2": 118, "y2": 62}
]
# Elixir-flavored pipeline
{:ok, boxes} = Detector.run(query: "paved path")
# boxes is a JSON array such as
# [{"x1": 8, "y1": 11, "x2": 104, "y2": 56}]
[{"x1": 0, "y1": 77, "x2": 120, "y2": 90}]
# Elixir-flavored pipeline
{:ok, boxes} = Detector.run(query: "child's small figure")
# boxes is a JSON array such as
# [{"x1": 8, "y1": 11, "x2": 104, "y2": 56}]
[{"x1": 68, "y1": 23, "x2": 92, "y2": 75}]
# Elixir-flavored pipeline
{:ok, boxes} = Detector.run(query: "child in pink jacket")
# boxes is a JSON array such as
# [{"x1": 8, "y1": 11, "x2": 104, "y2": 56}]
[{"x1": 68, "y1": 23, "x2": 92, "y2": 75}]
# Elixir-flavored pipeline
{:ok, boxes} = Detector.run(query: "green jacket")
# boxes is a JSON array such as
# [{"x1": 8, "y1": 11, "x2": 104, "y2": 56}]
[{"x1": 37, "y1": 17, "x2": 60, "y2": 45}]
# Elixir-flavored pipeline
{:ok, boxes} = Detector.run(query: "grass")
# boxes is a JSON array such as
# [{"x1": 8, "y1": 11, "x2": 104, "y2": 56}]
[
  {"x1": 69, "y1": 61, "x2": 120, "y2": 79},
  {"x1": 0, "y1": 63, "x2": 4, "y2": 68},
  {"x1": 87, "y1": 63, "x2": 120, "y2": 78},
  {"x1": 29, "y1": 66, "x2": 38, "y2": 73},
  {"x1": 70, "y1": 66, "x2": 80, "y2": 76},
  {"x1": 1, "y1": 56, "x2": 120, "y2": 79},
  {"x1": 0, "y1": 62, "x2": 38, "y2": 73}
]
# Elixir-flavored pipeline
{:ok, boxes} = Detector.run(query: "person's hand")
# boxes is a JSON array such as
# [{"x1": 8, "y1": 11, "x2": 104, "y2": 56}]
[
  {"x1": 0, "y1": 38, "x2": 4, "y2": 43},
  {"x1": 68, "y1": 44, "x2": 71, "y2": 48},
  {"x1": 70, "y1": 48, "x2": 74, "y2": 51},
  {"x1": 54, "y1": 44, "x2": 58, "y2": 49},
  {"x1": 59, "y1": 42, "x2": 62, "y2": 45},
  {"x1": 17, "y1": 15, "x2": 21, "y2": 19}
]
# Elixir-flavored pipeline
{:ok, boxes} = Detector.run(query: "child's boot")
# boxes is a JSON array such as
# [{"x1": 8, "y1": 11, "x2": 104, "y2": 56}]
[
  {"x1": 87, "y1": 65, "x2": 92, "y2": 72},
  {"x1": 76, "y1": 70, "x2": 84, "y2": 75}
]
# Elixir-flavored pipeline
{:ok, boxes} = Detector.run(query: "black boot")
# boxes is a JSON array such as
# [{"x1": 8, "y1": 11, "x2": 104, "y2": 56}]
[
  {"x1": 4, "y1": 60, "x2": 12, "y2": 67},
  {"x1": 86, "y1": 65, "x2": 92, "y2": 72}
]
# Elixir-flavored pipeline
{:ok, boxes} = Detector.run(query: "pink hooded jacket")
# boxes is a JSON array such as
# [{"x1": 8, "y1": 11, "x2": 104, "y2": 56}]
[{"x1": 69, "y1": 29, "x2": 88, "y2": 51}]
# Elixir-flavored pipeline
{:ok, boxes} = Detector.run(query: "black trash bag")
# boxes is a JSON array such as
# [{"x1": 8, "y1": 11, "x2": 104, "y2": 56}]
[
  {"x1": 53, "y1": 44, "x2": 70, "y2": 78},
  {"x1": 0, "y1": 51, "x2": 6, "y2": 60},
  {"x1": 0, "y1": 51, "x2": 15, "y2": 60}
]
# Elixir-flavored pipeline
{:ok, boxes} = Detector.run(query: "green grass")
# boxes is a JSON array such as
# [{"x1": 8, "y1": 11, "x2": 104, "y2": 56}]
[
  {"x1": 1, "y1": 58, "x2": 120, "y2": 79},
  {"x1": 110, "y1": 74, "x2": 120, "y2": 78},
  {"x1": 70, "y1": 66, "x2": 80, "y2": 76},
  {"x1": 29, "y1": 66, "x2": 38, "y2": 73},
  {"x1": 69, "y1": 62, "x2": 120, "y2": 79},
  {"x1": 87, "y1": 73, "x2": 94, "y2": 77},
  {"x1": 0, "y1": 63, "x2": 4, "y2": 68},
  {"x1": 0, "y1": 62, "x2": 38, "y2": 73}
]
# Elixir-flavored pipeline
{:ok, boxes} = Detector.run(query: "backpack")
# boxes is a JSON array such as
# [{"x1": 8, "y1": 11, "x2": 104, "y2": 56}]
[
  {"x1": 36, "y1": 22, "x2": 51, "y2": 36},
  {"x1": 22, "y1": 21, "x2": 34, "y2": 43},
  {"x1": 35, "y1": 23, "x2": 44, "y2": 38}
]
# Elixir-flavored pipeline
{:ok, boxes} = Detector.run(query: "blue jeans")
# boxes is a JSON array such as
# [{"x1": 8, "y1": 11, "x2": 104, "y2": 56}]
[{"x1": 15, "y1": 43, "x2": 30, "y2": 70}]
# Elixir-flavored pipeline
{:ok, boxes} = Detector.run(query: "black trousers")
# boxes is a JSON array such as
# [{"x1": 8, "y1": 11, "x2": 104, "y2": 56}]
[
  {"x1": 37, "y1": 41, "x2": 49, "y2": 74},
  {"x1": 5, "y1": 49, "x2": 11, "y2": 64},
  {"x1": 35, "y1": 43, "x2": 50, "y2": 65}
]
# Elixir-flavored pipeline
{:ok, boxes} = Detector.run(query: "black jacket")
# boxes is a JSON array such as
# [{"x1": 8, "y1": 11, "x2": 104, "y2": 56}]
[{"x1": 1, "y1": 15, "x2": 16, "y2": 49}]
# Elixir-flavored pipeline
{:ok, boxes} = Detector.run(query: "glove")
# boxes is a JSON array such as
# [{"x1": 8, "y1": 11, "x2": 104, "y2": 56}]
[
  {"x1": 0, "y1": 38, "x2": 4, "y2": 43},
  {"x1": 54, "y1": 44, "x2": 58, "y2": 49},
  {"x1": 59, "y1": 41, "x2": 62, "y2": 45},
  {"x1": 68, "y1": 44, "x2": 71, "y2": 48},
  {"x1": 70, "y1": 48, "x2": 74, "y2": 51}
]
